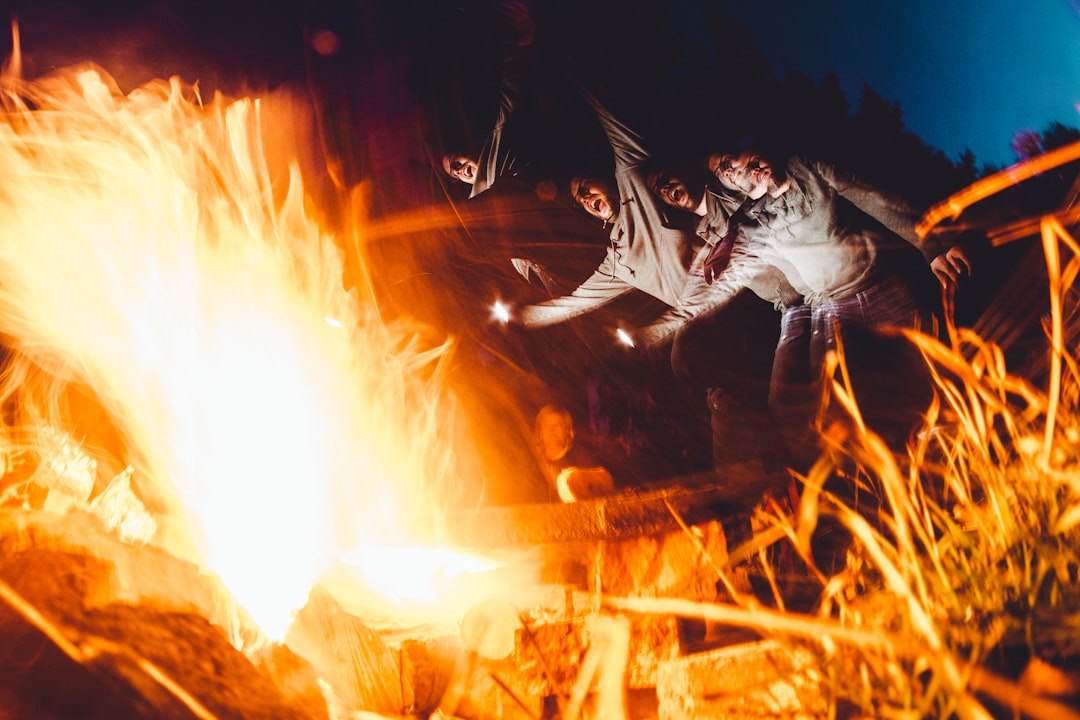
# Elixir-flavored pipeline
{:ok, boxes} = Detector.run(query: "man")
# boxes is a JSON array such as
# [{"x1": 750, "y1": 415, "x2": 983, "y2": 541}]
[
  {"x1": 440, "y1": 0, "x2": 535, "y2": 199},
  {"x1": 437, "y1": 2, "x2": 612, "y2": 299},
  {"x1": 710, "y1": 149, "x2": 973, "y2": 452},
  {"x1": 643, "y1": 161, "x2": 810, "y2": 476},
  {"x1": 639, "y1": 162, "x2": 804, "y2": 347},
  {"x1": 516, "y1": 88, "x2": 700, "y2": 328},
  {"x1": 709, "y1": 151, "x2": 971, "y2": 302},
  {"x1": 533, "y1": 405, "x2": 614, "y2": 502}
]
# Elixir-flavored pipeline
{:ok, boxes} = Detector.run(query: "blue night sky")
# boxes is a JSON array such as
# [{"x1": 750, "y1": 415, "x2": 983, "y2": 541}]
[{"x1": 696, "y1": 0, "x2": 1080, "y2": 168}]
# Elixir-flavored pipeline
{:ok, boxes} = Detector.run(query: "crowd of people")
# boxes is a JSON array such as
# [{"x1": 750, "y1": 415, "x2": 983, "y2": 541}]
[{"x1": 434, "y1": 2, "x2": 974, "y2": 507}]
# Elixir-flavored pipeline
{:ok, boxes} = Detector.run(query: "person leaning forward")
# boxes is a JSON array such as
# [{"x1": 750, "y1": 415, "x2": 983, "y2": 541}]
[
  {"x1": 642, "y1": 160, "x2": 811, "y2": 482},
  {"x1": 515, "y1": 86, "x2": 701, "y2": 328},
  {"x1": 711, "y1": 149, "x2": 973, "y2": 462}
]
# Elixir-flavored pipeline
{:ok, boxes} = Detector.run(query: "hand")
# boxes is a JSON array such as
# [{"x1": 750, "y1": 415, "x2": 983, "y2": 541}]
[{"x1": 930, "y1": 245, "x2": 972, "y2": 288}]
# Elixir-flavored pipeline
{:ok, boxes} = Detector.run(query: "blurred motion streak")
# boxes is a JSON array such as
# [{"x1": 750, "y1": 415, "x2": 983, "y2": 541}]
[{"x1": 0, "y1": 53, "x2": 514, "y2": 644}]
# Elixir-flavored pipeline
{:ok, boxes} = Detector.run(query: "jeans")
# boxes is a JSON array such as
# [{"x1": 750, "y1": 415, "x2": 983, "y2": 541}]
[
  {"x1": 670, "y1": 290, "x2": 810, "y2": 470},
  {"x1": 803, "y1": 269, "x2": 938, "y2": 454}
]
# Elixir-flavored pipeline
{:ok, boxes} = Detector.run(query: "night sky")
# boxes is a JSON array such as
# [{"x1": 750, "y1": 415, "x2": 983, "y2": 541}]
[
  {"x1": 6, "y1": 1, "x2": 1079, "y2": 170},
  {"x1": 707, "y1": 0, "x2": 1080, "y2": 168}
]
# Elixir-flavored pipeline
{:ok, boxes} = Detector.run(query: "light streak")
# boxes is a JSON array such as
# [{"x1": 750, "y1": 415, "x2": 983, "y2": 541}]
[{"x1": 0, "y1": 65, "x2": 523, "y2": 643}]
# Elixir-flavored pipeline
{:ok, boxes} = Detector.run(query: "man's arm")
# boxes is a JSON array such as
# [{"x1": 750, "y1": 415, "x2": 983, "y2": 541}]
[
  {"x1": 812, "y1": 159, "x2": 924, "y2": 244},
  {"x1": 579, "y1": 86, "x2": 650, "y2": 170},
  {"x1": 813, "y1": 159, "x2": 971, "y2": 285},
  {"x1": 813, "y1": 158, "x2": 964, "y2": 260},
  {"x1": 634, "y1": 244, "x2": 768, "y2": 347},
  {"x1": 518, "y1": 256, "x2": 635, "y2": 327},
  {"x1": 470, "y1": 1, "x2": 534, "y2": 197}
]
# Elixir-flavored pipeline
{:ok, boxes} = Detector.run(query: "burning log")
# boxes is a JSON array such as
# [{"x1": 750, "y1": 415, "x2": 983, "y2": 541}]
[
  {"x1": 283, "y1": 585, "x2": 440, "y2": 716},
  {"x1": 0, "y1": 511, "x2": 326, "y2": 719},
  {"x1": 655, "y1": 639, "x2": 824, "y2": 720}
]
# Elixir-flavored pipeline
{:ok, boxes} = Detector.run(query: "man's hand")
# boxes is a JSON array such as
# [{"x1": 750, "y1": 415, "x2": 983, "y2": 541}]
[{"x1": 930, "y1": 245, "x2": 972, "y2": 288}]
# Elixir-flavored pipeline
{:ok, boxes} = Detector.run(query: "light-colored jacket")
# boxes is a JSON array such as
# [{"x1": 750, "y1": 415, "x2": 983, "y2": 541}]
[
  {"x1": 519, "y1": 90, "x2": 701, "y2": 327},
  {"x1": 636, "y1": 189, "x2": 804, "y2": 346},
  {"x1": 743, "y1": 156, "x2": 943, "y2": 305}
]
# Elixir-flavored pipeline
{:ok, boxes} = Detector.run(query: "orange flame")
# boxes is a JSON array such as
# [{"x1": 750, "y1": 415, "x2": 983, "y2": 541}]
[{"x1": 0, "y1": 63, "x2": 514, "y2": 641}]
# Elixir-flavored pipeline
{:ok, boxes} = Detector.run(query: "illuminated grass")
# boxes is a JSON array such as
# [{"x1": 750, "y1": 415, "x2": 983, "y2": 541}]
[{"x1": 613, "y1": 159, "x2": 1080, "y2": 718}]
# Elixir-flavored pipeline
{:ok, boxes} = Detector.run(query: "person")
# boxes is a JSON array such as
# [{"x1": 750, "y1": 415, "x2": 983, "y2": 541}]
[
  {"x1": 440, "y1": 0, "x2": 536, "y2": 199},
  {"x1": 438, "y1": 1, "x2": 610, "y2": 300},
  {"x1": 639, "y1": 161, "x2": 804, "y2": 348},
  {"x1": 515, "y1": 86, "x2": 701, "y2": 329},
  {"x1": 641, "y1": 161, "x2": 810, "y2": 480},
  {"x1": 709, "y1": 149, "x2": 973, "y2": 455},
  {"x1": 533, "y1": 404, "x2": 615, "y2": 502}
]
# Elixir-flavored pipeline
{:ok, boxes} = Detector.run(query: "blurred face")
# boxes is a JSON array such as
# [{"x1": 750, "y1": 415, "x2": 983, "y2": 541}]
[
  {"x1": 571, "y1": 177, "x2": 616, "y2": 221},
  {"x1": 709, "y1": 151, "x2": 773, "y2": 199},
  {"x1": 653, "y1": 173, "x2": 698, "y2": 212},
  {"x1": 537, "y1": 410, "x2": 574, "y2": 462},
  {"x1": 443, "y1": 154, "x2": 478, "y2": 184}
]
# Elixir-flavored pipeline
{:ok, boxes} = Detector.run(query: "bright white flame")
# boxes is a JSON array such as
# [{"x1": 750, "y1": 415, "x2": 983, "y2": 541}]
[
  {"x1": 616, "y1": 328, "x2": 635, "y2": 347},
  {"x1": 0, "y1": 67, "x2": 507, "y2": 642},
  {"x1": 344, "y1": 546, "x2": 497, "y2": 603},
  {"x1": 492, "y1": 300, "x2": 510, "y2": 324}
]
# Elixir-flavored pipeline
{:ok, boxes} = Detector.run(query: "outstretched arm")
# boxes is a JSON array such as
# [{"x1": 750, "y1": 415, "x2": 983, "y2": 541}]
[
  {"x1": 470, "y1": 0, "x2": 534, "y2": 197},
  {"x1": 518, "y1": 256, "x2": 634, "y2": 327},
  {"x1": 635, "y1": 243, "x2": 774, "y2": 347},
  {"x1": 578, "y1": 85, "x2": 651, "y2": 170},
  {"x1": 814, "y1": 159, "x2": 923, "y2": 246},
  {"x1": 816, "y1": 158, "x2": 971, "y2": 289}
]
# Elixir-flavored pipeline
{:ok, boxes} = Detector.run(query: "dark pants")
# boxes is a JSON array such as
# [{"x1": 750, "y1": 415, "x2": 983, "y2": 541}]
[
  {"x1": 671, "y1": 291, "x2": 811, "y2": 472},
  {"x1": 799, "y1": 270, "x2": 938, "y2": 458},
  {"x1": 768, "y1": 304, "x2": 816, "y2": 467}
]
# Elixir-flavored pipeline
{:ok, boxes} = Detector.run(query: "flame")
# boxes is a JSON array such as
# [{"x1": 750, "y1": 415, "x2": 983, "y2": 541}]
[{"x1": 0, "y1": 63, "x2": 510, "y2": 641}]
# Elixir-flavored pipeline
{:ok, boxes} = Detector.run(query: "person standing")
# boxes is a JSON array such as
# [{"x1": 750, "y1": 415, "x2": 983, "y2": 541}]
[
  {"x1": 644, "y1": 161, "x2": 809, "y2": 482},
  {"x1": 710, "y1": 150, "x2": 972, "y2": 455}
]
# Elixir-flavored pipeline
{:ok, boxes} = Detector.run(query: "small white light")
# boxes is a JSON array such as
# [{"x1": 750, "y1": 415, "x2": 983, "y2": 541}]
[
  {"x1": 616, "y1": 328, "x2": 634, "y2": 347},
  {"x1": 324, "y1": 316, "x2": 343, "y2": 328},
  {"x1": 492, "y1": 301, "x2": 510, "y2": 323}
]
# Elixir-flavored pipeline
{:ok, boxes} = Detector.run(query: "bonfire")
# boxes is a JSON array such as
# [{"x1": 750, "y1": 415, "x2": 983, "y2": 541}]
[{"x1": 0, "y1": 31, "x2": 1078, "y2": 720}]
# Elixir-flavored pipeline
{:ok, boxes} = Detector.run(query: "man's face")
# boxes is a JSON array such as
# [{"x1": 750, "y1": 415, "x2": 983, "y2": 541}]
[
  {"x1": 443, "y1": 154, "x2": 478, "y2": 185},
  {"x1": 572, "y1": 177, "x2": 616, "y2": 221},
  {"x1": 709, "y1": 152, "x2": 773, "y2": 199},
  {"x1": 537, "y1": 412, "x2": 574, "y2": 462},
  {"x1": 653, "y1": 174, "x2": 698, "y2": 212}
]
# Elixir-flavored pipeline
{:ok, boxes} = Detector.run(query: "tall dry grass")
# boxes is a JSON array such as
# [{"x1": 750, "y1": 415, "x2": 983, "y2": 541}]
[{"x1": 613, "y1": 151, "x2": 1080, "y2": 719}]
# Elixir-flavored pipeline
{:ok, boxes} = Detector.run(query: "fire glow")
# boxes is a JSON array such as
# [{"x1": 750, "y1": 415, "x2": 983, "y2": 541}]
[{"x1": 0, "y1": 62, "x2": 505, "y2": 642}]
